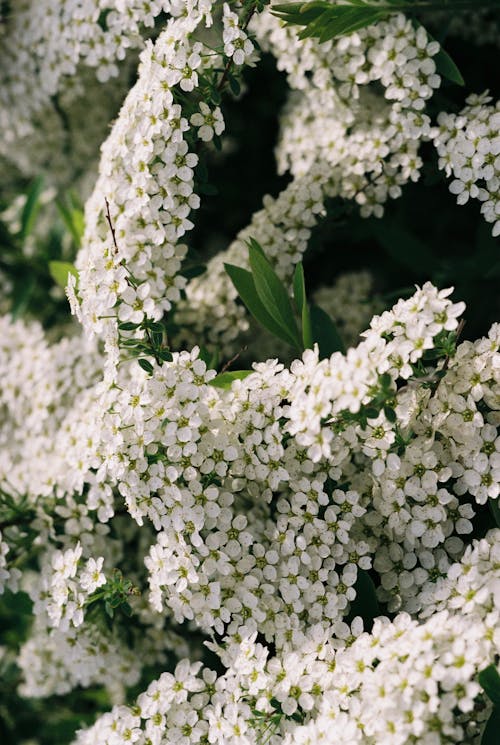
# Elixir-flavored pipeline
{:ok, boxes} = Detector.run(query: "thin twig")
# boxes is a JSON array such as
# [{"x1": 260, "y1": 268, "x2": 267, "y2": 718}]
[
  {"x1": 104, "y1": 199, "x2": 164, "y2": 367},
  {"x1": 216, "y1": 3, "x2": 257, "y2": 93},
  {"x1": 104, "y1": 198, "x2": 119, "y2": 255},
  {"x1": 220, "y1": 345, "x2": 248, "y2": 373}
]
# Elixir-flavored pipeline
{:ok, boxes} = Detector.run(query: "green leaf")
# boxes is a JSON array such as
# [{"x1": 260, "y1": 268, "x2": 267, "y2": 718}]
[
  {"x1": 293, "y1": 263, "x2": 306, "y2": 315},
  {"x1": 293, "y1": 264, "x2": 313, "y2": 350},
  {"x1": 310, "y1": 304, "x2": 345, "y2": 358},
  {"x1": 302, "y1": 303, "x2": 313, "y2": 349},
  {"x1": 118, "y1": 321, "x2": 140, "y2": 331},
  {"x1": 384, "y1": 406, "x2": 397, "y2": 424},
  {"x1": 379, "y1": 373, "x2": 392, "y2": 389},
  {"x1": 56, "y1": 195, "x2": 85, "y2": 247},
  {"x1": 138, "y1": 358, "x2": 154, "y2": 374},
  {"x1": 248, "y1": 243, "x2": 302, "y2": 350},
  {"x1": 145, "y1": 321, "x2": 164, "y2": 333},
  {"x1": 225, "y1": 263, "x2": 301, "y2": 349},
  {"x1": 229, "y1": 74, "x2": 241, "y2": 96},
  {"x1": 347, "y1": 569, "x2": 380, "y2": 630},
  {"x1": 48, "y1": 260, "x2": 79, "y2": 289},
  {"x1": 151, "y1": 331, "x2": 163, "y2": 347},
  {"x1": 209, "y1": 370, "x2": 253, "y2": 389},
  {"x1": 20, "y1": 176, "x2": 44, "y2": 242},
  {"x1": 481, "y1": 706, "x2": 500, "y2": 745},
  {"x1": 158, "y1": 349, "x2": 173, "y2": 362},
  {"x1": 479, "y1": 665, "x2": 500, "y2": 708},
  {"x1": 434, "y1": 46, "x2": 465, "y2": 87},
  {"x1": 11, "y1": 276, "x2": 36, "y2": 320},
  {"x1": 489, "y1": 499, "x2": 500, "y2": 529},
  {"x1": 198, "y1": 345, "x2": 219, "y2": 370},
  {"x1": 272, "y1": 2, "x2": 386, "y2": 42},
  {"x1": 247, "y1": 237, "x2": 266, "y2": 258}
]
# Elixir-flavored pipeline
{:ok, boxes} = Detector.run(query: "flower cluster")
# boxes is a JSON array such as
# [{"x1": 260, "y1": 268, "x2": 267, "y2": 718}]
[
  {"x1": 0, "y1": 0, "x2": 185, "y2": 150},
  {"x1": 0, "y1": 531, "x2": 21, "y2": 595},
  {"x1": 223, "y1": 3, "x2": 255, "y2": 66},
  {"x1": 75, "y1": 0, "x2": 255, "y2": 358},
  {"x1": 434, "y1": 92, "x2": 500, "y2": 237},
  {"x1": 255, "y1": 10, "x2": 440, "y2": 208},
  {"x1": 73, "y1": 608, "x2": 495, "y2": 745},
  {"x1": 175, "y1": 11, "x2": 443, "y2": 355},
  {"x1": 0, "y1": 3, "x2": 500, "y2": 744},
  {"x1": 0, "y1": 317, "x2": 101, "y2": 498},
  {"x1": 177, "y1": 166, "x2": 332, "y2": 353},
  {"x1": 33, "y1": 543, "x2": 105, "y2": 630}
]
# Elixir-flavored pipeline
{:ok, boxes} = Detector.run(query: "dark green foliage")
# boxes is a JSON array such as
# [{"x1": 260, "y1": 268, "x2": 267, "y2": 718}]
[
  {"x1": 481, "y1": 707, "x2": 500, "y2": 745},
  {"x1": 347, "y1": 569, "x2": 380, "y2": 630},
  {"x1": 209, "y1": 370, "x2": 253, "y2": 388},
  {"x1": 226, "y1": 240, "x2": 345, "y2": 356},
  {"x1": 479, "y1": 665, "x2": 500, "y2": 708},
  {"x1": 309, "y1": 304, "x2": 345, "y2": 357}
]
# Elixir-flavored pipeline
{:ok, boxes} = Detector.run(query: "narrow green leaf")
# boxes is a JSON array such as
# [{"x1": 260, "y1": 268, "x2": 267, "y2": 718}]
[
  {"x1": 11, "y1": 276, "x2": 36, "y2": 320},
  {"x1": 434, "y1": 46, "x2": 465, "y2": 87},
  {"x1": 310, "y1": 304, "x2": 345, "y2": 358},
  {"x1": 158, "y1": 349, "x2": 173, "y2": 362},
  {"x1": 479, "y1": 665, "x2": 500, "y2": 708},
  {"x1": 272, "y1": 1, "x2": 326, "y2": 23},
  {"x1": 319, "y1": 9, "x2": 383, "y2": 42},
  {"x1": 57, "y1": 197, "x2": 85, "y2": 248},
  {"x1": 198, "y1": 345, "x2": 219, "y2": 370},
  {"x1": 20, "y1": 176, "x2": 44, "y2": 242},
  {"x1": 152, "y1": 331, "x2": 163, "y2": 347},
  {"x1": 273, "y1": 1, "x2": 387, "y2": 41},
  {"x1": 347, "y1": 569, "x2": 380, "y2": 630},
  {"x1": 294, "y1": 265, "x2": 314, "y2": 349},
  {"x1": 229, "y1": 75, "x2": 241, "y2": 96},
  {"x1": 481, "y1": 706, "x2": 500, "y2": 745},
  {"x1": 248, "y1": 244, "x2": 302, "y2": 350},
  {"x1": 489, "y1": 499, "x2": 500, "y2": 529},
  {"x1": 209, "y1": 370, "x2": 253, "y2": 389},
  {"x1": 120, "y1": 339, "x2": 145, "y2": 348},
  {"x1": 302, "y1": 303, "x2": 313, "y2": 349},
  {"x1": 246, "y1": 237, "x2": 266, "y2": 258},
  {"x1": 293, "y1": 263, "x2": 306, "y2": 315},
  {"x1": 138, "y1": 358, "x2": 154, "y2": 374},
  {"x1": 379, "y1": 373, "x2": 392, "y2": 389},
  {"x1": 49, "y1": 260, "x2": 79, "y2": 289},
  {"x1": 384, "y1": 406, "x2": 397, "y2": 424},
  {"x1": 118, "y1": 321, "x2": 140, "y2": 331},
  {"x1": 225, "y1": 263, "x2": 300, "y2": 348}
]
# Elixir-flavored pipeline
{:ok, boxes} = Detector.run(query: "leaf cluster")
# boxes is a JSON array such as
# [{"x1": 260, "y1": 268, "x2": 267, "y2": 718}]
[
  {"x1": 225, "y1": 238, "x2": 345, "y2": 359},
  {"x1": 0, "y1": 178, "x2": 83, "y2": 326},
  {"x1": 271, "y1": 0, "x2": 467, "y2": 85},
  {"x1": 86, "y1": 568, "x2": 140, "y2": 627},
  {"x1": 478, "y1": 664, "x2": 500, "y2": 744},
  {"x1": 118, "y1": 318, "x2": 173, "y2": 372}
]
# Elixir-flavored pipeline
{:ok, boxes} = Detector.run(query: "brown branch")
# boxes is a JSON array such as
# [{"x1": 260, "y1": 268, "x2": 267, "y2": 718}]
[
  {"x1": 104, "y1": 197, "x2": 119, "y2": 255},
  {"x1": 216, "y1": 3, "x2": 257, "y2": 93},
  {"x1": 220, "y1": 345, "x2": 248, "y2": 373}
]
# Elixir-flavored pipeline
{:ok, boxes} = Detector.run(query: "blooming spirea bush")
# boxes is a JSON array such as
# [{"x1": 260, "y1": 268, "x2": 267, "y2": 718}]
[{"x1": 0, "y1": 1, "x2": 500, "y2": 743}]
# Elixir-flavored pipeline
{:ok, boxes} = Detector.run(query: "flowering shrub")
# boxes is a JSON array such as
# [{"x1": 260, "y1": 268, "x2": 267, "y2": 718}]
[{"x1": 0, "y1": 1, "x2": 500, "y2": 743}]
